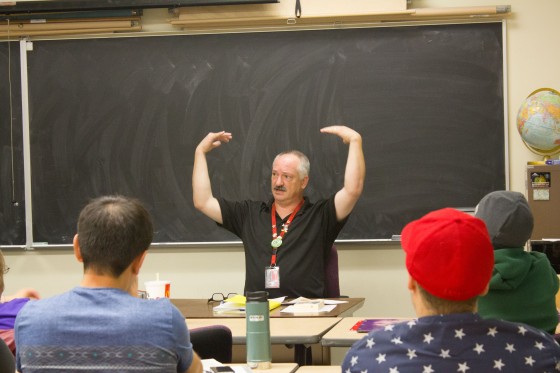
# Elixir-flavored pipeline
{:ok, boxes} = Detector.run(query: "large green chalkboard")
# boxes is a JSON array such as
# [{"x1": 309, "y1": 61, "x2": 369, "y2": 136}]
[{"x1": 20, "y1": 22, "x2": 505, "y2": 245}]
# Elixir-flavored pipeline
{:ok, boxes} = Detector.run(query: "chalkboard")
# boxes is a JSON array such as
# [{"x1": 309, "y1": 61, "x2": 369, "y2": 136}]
[
  {"x1": 23, "y1": 22, "x2": 505, "y2": 245},
  {"x1": 0, "y1": 42, "x2": 25, "y2": 246}
]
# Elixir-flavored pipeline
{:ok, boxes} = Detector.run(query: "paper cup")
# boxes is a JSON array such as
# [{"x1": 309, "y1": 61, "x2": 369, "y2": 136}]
[{"x1": 144, "y1": 280, "x2": 171, "y2": 299}]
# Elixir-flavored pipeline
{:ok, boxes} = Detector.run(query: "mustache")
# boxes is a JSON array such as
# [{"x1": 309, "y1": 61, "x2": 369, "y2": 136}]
[{"x1": 274, "y1": 186, "x2": 287, "y2": 192}]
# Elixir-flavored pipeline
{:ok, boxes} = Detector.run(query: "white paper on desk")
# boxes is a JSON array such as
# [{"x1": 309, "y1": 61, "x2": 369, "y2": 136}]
[
  {"x1": 280, "y1": 304, "x2": 337, "y2": 314},
  {"x1": 212, "y1": 302, "x2": 245, "y2": 314},
  {"x1": 282, "y1": 297, "x2": 348, "y2": 305},
  {"x1": 202, "y1": 359, "x2": 253, "y2": 373}
]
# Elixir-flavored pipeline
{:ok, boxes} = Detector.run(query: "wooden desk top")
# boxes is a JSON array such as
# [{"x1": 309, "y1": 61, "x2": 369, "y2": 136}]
[
  {"x1": 295, "y1": 366, "x2": 340, "y2": 373},
  {"x1": 229, "y1": 362, "x2": 298, "y2": 373},
  {"x1": 172, "y1": 298, "x2": 364, "y2": 319},
  {"x1": 187, "y1": 317, "x2": 342, "y2": 345}
]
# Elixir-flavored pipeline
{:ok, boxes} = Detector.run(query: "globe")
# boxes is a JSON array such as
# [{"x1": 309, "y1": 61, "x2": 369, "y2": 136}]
[{"x1": 517, "y1": 88, "x2": 560, "y2": 157}]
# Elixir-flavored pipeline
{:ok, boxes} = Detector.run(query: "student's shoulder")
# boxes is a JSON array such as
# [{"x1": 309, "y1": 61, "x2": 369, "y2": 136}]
[
  {"x1": 528, "y1": 249, "x2": 555, "y2": 262},
  {"x1": 134, "y1": 299, "x2": 186, "y2": 328},
  {"x1": 135, "y1": 298, "x2": 181, "y2": 315},
  {"x1": 16, "y1": 291, "x2": 73, "y2": 320},
  {"x1": 493, "y1": 318, "x2": 558, "y2": 341}
]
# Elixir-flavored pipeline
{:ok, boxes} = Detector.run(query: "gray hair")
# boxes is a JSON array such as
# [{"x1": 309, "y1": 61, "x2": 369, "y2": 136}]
[{"x1": 274, "y1": 150, "x2": 310, "y2": 180}]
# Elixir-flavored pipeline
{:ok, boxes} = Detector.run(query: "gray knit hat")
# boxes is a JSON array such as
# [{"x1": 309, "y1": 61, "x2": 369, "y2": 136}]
[{"x1": 474, "y1": 191, "x2": 534, "y2": 249}]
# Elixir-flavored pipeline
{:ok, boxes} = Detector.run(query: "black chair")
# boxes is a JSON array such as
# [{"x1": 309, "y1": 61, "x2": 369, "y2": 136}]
[
  {"x1": 190, "y1": 325, "x2": 233, "y2": 363},
  {"x1": 325, "y1": 244, "x2": 341, "y2": 298},
  {"x1": 0, "y1": 338, "x2": 15, "y2": 373}
]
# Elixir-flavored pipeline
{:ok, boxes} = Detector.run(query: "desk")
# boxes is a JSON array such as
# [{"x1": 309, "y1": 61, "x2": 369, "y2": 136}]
[
  {"x1": 179, "y1": 298, "x2": 363, "y2": 366},
  {"x1": 188, "y1": 317, "x2": 342, "y2": 366},
  {"x1": 188, "y1": 317, "x2": 342, "y2": 345},
  {"x1": 321, "y1": 317, "x2": 410, "y2": 347},
  {"x1": 172, "y1": 298, "x2": 364, "y2": 318},
  {"x1": 295, "y1": 366, "x2": 340, "y2": 373},
  {"x1": 321, "y1": 317, "x2": 364, "y2": 348},
  {"x1": 229, "y1": 363, "x2": 298, "y2": 373}
]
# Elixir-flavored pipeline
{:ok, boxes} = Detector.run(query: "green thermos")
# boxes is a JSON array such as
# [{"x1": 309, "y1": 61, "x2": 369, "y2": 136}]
[{"x1": 246, "y1": 291, "x2": 271, "y2": 369}]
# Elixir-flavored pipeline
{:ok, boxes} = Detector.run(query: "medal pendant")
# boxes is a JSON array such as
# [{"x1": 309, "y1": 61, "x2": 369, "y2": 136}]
[{"x1": 271, "y1": 237, "x2": 283, "y2": 248}]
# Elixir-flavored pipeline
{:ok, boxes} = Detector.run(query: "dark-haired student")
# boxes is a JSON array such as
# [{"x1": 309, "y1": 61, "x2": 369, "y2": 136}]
[
  {"x1": 342, "y1": 208, "x2": 560, "y2": 372},
  {"x1": 15, "y1": 195, "x2": 202, "y2": 373}
]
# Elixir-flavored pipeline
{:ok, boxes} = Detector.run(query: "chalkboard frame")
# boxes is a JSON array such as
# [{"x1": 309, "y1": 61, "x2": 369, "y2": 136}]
[
  {"x1": 0, "y1": 0, "x2": 278, "y2": 14},
  {"x1": 2, "y1": 20, "x2": 508, "y2": 248},
  {"x1": 0, "y1": 41, "x2": 25, "y2": 248}
]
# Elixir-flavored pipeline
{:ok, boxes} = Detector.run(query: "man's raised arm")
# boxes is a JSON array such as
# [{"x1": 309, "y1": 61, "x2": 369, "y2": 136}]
[
  {"x1": 192, "y1": 131, "x2": 232, "y2": 224},
  {"x1": 320, "y1": 126, "x2": 365, "y2": 222}
]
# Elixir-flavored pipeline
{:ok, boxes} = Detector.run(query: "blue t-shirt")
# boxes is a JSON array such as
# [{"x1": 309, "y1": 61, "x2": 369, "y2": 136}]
[{"x1": 15, "y1": 287, "x2": 193, "y2": 373}]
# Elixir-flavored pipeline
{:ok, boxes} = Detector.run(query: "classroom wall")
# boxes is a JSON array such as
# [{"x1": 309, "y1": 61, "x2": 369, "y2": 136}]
[{"x1": 3, "y1": 0, "x2": 560, "y2": 323}]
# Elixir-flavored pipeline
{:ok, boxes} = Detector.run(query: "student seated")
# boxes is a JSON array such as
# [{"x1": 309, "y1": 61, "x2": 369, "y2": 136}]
[
  {"x1": 15, "y1": 195, "x2": 202, "y2": 373},
  {"x1": 475, "y1": 190, "x2": 559, "y2": 334},
  {"x1": 0, "y1": 251, "x2": 40, "y2": 354},
  {"x1": 342, "y1": 208, "x2": 560, "y2": 372}
]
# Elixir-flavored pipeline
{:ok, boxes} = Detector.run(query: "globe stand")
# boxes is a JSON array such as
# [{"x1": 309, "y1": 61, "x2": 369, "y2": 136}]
[{"x1": 522, "y1": 142, "x2": 560, "y2": 161}]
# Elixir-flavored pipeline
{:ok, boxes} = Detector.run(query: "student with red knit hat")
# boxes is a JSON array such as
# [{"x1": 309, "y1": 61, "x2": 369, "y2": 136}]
[{"x1": 342, "y1": 208, "x2": 560, "y2": 373}]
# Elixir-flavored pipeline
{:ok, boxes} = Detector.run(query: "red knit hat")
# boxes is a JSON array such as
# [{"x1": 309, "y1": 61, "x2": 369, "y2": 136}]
[{"x1": 401, "y1": 208, "x2": 494, "y2": 301}]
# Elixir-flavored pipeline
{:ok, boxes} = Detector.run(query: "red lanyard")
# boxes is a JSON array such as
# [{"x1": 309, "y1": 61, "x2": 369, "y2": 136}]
[{"x1": 270, "y1": 199, "x2": 304, "y2": 266}]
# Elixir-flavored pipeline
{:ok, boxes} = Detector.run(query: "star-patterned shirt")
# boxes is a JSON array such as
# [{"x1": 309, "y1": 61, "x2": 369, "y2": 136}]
[{"x1": 341, "y1": 313, "x2": 560, "y2": 372}]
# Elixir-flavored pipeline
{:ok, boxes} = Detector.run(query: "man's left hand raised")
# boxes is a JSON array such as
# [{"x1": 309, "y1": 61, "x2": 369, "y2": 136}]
[{"x1": 320, "y1": 125, "x2": 362, "y2": 145}]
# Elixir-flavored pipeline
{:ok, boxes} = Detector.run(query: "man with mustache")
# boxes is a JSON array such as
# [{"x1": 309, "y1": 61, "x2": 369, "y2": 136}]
[{"x1": 193, "y1": 126, "x2": 365, "y2": 298}]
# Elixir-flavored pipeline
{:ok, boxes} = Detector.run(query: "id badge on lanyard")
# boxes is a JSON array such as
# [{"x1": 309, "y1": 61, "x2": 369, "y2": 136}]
[{"x1": 265, "y1": 266, "x2": 280, "y2": 288}]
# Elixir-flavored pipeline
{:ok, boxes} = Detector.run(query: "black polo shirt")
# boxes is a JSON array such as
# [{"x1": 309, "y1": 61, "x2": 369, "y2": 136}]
[{"x1": 218, "y1": 195, "x2": 347, "y2": 298}]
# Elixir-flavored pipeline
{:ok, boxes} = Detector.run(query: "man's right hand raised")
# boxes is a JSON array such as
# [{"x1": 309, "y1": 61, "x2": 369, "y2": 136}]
[
  {"x1": 196, "y1": 131, "x2": 232, "y2": 154},
  {"x1": 193, "y1": 131, "x2": 231, "y2": 224}
]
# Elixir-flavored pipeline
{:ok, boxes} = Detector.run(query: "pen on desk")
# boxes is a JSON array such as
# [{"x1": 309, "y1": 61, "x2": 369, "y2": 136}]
[{"x1": 545, "y1": 160, "x2": 560, "y2": 165}]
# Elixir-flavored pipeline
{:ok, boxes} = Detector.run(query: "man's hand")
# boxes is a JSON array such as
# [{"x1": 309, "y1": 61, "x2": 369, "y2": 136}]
[
  {"x1": 320, "y1": 125, "x2": 362, "y2": 145},
  {"x1": 196, "y1": 131, "x2": 232, "y2": 154},
  {"x1": 5, "y1": 288, "x2": 41, "y2": 301}
]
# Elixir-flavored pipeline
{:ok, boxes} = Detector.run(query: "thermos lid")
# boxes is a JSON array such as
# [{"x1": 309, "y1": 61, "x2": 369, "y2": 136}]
[{"x1": 246, "y1": 291, "x2": 268, "y2": 302}]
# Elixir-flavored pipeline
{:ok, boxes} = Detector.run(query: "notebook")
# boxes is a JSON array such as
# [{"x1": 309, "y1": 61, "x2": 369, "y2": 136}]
[{"x1": 353, "y1": 318, "x2": 408, "y2": 333}]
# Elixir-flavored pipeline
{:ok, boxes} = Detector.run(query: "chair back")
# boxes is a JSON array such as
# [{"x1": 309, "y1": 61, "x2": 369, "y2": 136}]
[
  {"x1": 325, "y1": 244, "x2": 341, "y2": 298},
  {"x1": 190, "y1": 324, "x2": 233, "y2": 363},
  {"x1": 0, "y1": 337, "x2": 15, "y2": 373}
]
